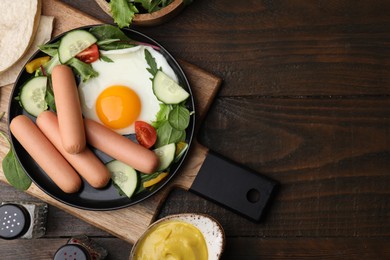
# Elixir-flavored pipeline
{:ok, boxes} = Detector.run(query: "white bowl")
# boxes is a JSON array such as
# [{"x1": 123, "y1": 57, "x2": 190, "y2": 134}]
[{"x1": 130, "y1": 213, "x2": 225, "y2": 259}]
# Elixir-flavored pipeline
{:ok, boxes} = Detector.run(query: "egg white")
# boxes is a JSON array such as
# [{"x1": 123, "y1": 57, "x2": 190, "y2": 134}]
[{"x1": 78, "y1": 45, "x2": 178, "y2": 135}]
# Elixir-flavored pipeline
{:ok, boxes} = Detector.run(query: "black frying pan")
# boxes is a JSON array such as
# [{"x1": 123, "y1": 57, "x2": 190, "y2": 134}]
[{"x1": 8, "y1": 25, "x2": 195, "y2": 211}]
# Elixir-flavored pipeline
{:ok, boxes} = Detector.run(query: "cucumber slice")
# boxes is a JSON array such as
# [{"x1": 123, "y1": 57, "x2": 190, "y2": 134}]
[
  {"x1": 58, "y1": 30, "x2": 97, "y2": 64},
  {"x1": 154, "y1": 143, "x2": 176, "y2": 171},
  {"x1": 153, "y1": 71, "x2": 189, "y2": 104},
  {"x1": 19, "y1": 76, "x2": 48, "y2": 117},
  {"x1": 106, "y1": 160, "x2": 138, "y2": 198}
]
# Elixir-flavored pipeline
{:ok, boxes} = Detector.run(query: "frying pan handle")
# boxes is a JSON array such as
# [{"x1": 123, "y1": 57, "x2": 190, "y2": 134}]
[{"x1": 189, "y1": 150, "x2": 278, "y2": 222}]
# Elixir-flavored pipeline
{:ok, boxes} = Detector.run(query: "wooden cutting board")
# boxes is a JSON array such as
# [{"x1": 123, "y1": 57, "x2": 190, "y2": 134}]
[{"x1": 0, "y1": 0, "x2": 221, "y2": 244}]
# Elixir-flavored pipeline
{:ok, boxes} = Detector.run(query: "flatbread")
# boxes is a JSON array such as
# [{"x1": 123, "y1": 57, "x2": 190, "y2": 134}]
[
  {"x1": 0, "y1": 0, "x2": 42, "y2": 73},
  {"x1": 0, "y1": 16, "x2": 54, "y2": 87}
]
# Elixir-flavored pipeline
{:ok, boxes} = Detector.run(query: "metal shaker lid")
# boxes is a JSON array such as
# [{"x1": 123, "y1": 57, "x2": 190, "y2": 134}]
[
  {"x1": 54, "y1": 244, "x2": 90, "y2": 260},
  {"x1": 0, "y1": 203, "x2": 31, "y2": 240}
]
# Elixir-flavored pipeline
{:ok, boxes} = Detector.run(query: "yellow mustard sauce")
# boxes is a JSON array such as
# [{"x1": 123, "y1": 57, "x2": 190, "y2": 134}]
[{"x1": 134, "y1": 220, "x2": 208, "y2": 260}]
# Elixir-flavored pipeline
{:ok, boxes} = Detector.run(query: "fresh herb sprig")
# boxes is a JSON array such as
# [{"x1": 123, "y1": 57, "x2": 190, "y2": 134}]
[{"x1": 144, "y1": 48, "x2": 160, "y2": 79}]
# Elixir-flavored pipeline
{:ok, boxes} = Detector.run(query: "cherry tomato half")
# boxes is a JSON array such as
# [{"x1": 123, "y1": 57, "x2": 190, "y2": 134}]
[
  {"x1": 135, "y1": 121, "x2": 157, "y2": 149},
  {"x1": 75, "y1": 44, "x2": 99, "y2": 63}
]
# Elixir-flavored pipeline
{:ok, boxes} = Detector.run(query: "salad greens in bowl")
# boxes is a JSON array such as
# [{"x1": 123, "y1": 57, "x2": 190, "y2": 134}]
[{"x1": 95, "y1": 0, "x2": 193, "y2": 27}]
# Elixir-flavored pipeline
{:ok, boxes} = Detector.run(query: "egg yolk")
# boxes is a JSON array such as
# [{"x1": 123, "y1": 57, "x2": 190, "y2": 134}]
[{"x1": 96, "y1": 85, "x2": 141, "y2": 130}]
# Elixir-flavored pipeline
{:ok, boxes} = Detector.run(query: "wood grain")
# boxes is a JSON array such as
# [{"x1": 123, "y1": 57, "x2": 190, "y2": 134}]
[
  {"x1": 222, "y1": 238, "x2": 390, "y2": 259},
  {"x1": 1, "y1": 238, "x2": 131, "y2": 260},
  {"x1": 2, "y1": 237, "x2": 389, "y2": 260},
  {"x1": 123, "y1": 0, "x2": 390, "y2": 97},
  {"x1": 1, "y1": 0, "x2": 390, "y2": 259},
  {"x1": 42, "y1": 0, "x2": 101, "y2": 36},
  {"x1": 198, "y1": 97, "x2": 389, "y2": 238},
  {"x1": 0, "y1": 0, "x2": 222, "y2": 245}
]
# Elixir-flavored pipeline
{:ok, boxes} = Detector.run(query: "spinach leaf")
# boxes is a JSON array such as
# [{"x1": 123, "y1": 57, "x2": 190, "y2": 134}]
[
  {"x1": 168, "y1": 105, "x2": 190, "y2": 130},
  {"x1": 89, "y1": 24, "x2": 131, "y2": 41},
  {"x1": 98, "y1": 42, "x2": 136, "y2": 51},
  {"x1": 0, "y1": 131, "x2": 31, "y2": 191},
  {"x1": 155, "y1": 121, "x2": 185, "y2": 147},
  {"x1": 91, "y1": 26, "x2": 137, "y2": 50},
  {"x1": 97, "y1": 39, "x2": 122, "y2": 46}
]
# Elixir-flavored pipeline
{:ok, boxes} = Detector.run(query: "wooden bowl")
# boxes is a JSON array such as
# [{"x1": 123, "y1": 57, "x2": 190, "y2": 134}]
[{"x1": 94, "y1": 0, "x2": 185, "y2": 26}]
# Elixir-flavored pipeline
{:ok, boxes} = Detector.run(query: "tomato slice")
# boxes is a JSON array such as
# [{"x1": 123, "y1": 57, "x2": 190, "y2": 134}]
[
  {"x1": 135, "y1": 121, "x2": 157, "y2": 149},
  {"x1": 75, "y1": 44, "x2": 99, "y2": 63}
]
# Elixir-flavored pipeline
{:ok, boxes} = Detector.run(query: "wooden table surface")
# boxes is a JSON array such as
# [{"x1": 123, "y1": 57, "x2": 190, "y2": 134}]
[{"x1": 1, "y1": 0, "x2": 390, "y2": 259}]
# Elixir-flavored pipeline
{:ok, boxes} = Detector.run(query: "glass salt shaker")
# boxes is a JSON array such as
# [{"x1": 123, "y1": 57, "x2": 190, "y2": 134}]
[
  {"x1": 0, "y1": 201, "x2": 48, "y2": 240},
  {"x1": 54, "y1": 234, "x2": 108, "y2": 260}
]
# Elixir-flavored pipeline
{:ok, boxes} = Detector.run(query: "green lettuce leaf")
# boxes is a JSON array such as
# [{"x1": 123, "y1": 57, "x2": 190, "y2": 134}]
[
  {"x1": 110, "y1": 0, "x2": 139, "y2": 28},
  {"x1": 38, "y1": 42, "x2": 60, "y2": 57},
  {"x1": 67, "y1": 58, "x2": 99, "y2": 82}
]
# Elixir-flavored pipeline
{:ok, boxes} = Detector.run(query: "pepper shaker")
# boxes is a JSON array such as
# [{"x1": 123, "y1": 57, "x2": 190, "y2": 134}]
[{"x1": 54, "y1": 234, "x2": 108, "y2": 260}]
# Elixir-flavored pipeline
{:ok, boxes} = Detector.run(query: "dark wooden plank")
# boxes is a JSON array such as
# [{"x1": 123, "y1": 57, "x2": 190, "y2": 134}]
[
  {"x1": 222, "y1": 238, "x2": 390, "y2": 260},
  {"x1": 196, "y1": 97, "x2": 390, "y2": 237},
  {"x1": 0, "y1": 238, "x2": 131, "y2": 260},
  {"x1": 60, "y1": 0, "x2": 390, "y2": 97},
  {"x1": 2, "y1": 237, "x2": 389, "y2": 259},
  {"x1": 138, "y1": 0, "x2": 390, "y2": 97},
  {"x1": 200, "y1": 97, "x2": 390, "y2": 171},
  {"x1": 159, "y1": 169, "x2": 390, "y2": 237},
  {"x1": 1, "y1": 0, "x2": 389, "y2": 259}
]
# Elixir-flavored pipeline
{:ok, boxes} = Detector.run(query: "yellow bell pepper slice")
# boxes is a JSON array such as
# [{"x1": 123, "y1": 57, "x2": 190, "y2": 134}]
[
  {"x1": 143, "y1": 172, "x2": 169, "y2": 188},
  {"x1": 25, "y1": 56, "x2": 50, "y2": 74},
  {"x1": 175, "y1": 142, "x2": 187, "y2": 157}
]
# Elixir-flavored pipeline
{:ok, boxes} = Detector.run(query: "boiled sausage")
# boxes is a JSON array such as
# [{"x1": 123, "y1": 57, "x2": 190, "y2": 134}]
[
  {"x1": 51, "y1": 64, "x2": 86, "y2": 154},
  {"x1": 10, "y1": 115, "x2": 82, "y2": 193},
  {"x1": 37, "y1": 111, "x2": 111, "y2": 189},
  {"x1": 84, "y1": 118, "x2": 159, "y2": 174}
]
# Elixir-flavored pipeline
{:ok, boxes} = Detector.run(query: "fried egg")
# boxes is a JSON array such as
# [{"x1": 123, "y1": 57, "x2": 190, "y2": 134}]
[{"x1": 78, "y1": 46, "x2": 178, "y2": 135}]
